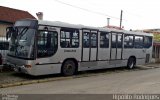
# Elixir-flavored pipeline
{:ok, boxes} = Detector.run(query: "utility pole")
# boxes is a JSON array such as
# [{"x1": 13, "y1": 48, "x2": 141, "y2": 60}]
[
  {"x1": 120, "y1": 10, "x2": 123, "y2": 29},
  {"x1": 107, "y1": 18, "x2": 110, "y2": 26}
]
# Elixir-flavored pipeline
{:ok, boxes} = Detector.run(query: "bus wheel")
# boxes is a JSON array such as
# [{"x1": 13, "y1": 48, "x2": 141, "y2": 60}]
[
  {"x1": 61, "y1": 60, "x2": 76, "y2": 76},
  {"x1": 127, "y1": 57, "x2": 135, "y2": 69}
]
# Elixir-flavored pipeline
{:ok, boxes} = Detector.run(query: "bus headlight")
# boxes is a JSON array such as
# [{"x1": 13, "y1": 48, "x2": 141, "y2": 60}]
[{"x1": 24, "y1": 65, "x2": 32, "y2": 68}]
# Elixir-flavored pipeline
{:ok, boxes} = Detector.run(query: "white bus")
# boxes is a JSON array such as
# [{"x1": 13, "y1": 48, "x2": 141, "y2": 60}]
[{"x1": 6, "y1": 19, "x2": 153, "y2": 76}]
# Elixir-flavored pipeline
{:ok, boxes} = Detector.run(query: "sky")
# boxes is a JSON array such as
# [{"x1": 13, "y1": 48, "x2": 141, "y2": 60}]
[{"x1": 1, "y1": 0, "x2": 160, "y2": 30}]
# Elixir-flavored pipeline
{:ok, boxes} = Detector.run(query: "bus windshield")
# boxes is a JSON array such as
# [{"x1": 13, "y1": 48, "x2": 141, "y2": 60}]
[
  {"x1": 6, "y1": 19, "x2": 38, "y2": 59},
  {"x1": 8, "y1": 27, "x2": 36, "y2": 59}
]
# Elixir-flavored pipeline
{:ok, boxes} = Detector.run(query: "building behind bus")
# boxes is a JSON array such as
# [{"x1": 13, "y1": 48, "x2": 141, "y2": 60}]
[{"x1": 0, "y1": 6, "x2": 36, "y2": 68}]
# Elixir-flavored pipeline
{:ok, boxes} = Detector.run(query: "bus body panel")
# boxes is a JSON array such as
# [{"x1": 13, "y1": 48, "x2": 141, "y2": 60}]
[
  {"x1": 31, "y1": 64, "x2": 61, "y2": 76},
  {"x1": 98, "y1": 48, "x2": 110, "y2": 61},
  {"x1": 145, "y1": 47, "x2": 153, "y2": 63}
]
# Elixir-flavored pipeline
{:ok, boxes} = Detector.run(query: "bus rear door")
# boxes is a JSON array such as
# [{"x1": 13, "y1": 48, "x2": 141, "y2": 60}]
[
  {"x1": 82, "y1": 30, "x2": 98, "y2": 61},
  {"x1": 110, "y1": 32, "x2": 123, "y2": 60}
]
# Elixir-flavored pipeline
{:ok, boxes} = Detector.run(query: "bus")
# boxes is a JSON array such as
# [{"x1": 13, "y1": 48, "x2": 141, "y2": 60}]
[{"x1": 6, "y1": 19, "x2": 153, "y2": 76}]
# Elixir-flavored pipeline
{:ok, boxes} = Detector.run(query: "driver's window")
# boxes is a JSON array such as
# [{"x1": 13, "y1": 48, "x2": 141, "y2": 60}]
[{"x1": 37, "y1": 31, "x2": 58, "y2": 58}]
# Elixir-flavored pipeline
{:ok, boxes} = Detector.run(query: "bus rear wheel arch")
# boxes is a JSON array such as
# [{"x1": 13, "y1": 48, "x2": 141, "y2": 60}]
[
  {"x1": 61, "y1": 59, "x2": 78, "y2": 76},
  {"x1": 127, "y1": 56, "x2": 136, "y2": 69}
]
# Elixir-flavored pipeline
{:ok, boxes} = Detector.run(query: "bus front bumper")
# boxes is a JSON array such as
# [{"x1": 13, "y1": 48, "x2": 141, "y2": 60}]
[{"x1": 7, "y1": 62, "x2": 28, "y2": 74}]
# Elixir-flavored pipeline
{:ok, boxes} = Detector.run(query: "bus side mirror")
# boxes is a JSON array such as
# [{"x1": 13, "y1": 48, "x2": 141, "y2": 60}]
[{"x1": 6, "y1": 27, "x2": 11, "y2": 40}]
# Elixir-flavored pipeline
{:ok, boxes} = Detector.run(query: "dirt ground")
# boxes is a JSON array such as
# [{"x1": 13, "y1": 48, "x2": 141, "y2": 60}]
[
  {"x1": 1, "y1": 63, "x2": 160, "y2": 94},
  {"x1": 0, "y1": 63, "x2": 159, "y2": 85}
]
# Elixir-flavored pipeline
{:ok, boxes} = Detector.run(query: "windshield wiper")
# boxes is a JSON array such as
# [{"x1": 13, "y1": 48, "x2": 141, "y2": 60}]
[
  {"x1": 18, "y1": 27, "x2": 29, "y2": 39},
  {"x1": 15, "y1": 27, "x2": 28, "y2": 48}
]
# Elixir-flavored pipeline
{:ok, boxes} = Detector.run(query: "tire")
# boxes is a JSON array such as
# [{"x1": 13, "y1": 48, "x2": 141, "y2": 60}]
[
  {"x1": 61, "y1": 60, "x2": 76, "y2": 76},
  {"x1": 127, "y1": 57, "x2": 135, "y2": 69}
]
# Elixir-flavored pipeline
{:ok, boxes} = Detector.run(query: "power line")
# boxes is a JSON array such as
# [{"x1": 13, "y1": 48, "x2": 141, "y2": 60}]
[
  {"x1": 54, "y1": 0, "x2": 145, "y2": 28},
  {"x1": 54, "y1": 0, "x2": 121, "y2": 20},
  {"x1": 124, "y1": 10, "x2": 142, "y2": 18}
]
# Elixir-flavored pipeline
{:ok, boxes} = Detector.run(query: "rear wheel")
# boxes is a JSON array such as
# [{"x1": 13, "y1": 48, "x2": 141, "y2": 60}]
[
  {"x1": 127, "y1": 57, "x2": 136, "y2": 69},
  {"x1": 61, "y1": 60, "x2": 76, "y2": 76}
]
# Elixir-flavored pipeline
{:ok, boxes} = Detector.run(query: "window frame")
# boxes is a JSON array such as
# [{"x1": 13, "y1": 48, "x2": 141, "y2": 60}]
[
  {"x1": 90, "y1": 32, "x2": 98, "y2": 48},
  {"x1": 83, "y1": 32, "x2": 90, "y2": 48},
  {"x1": 37, "y1": 30, "x2": 58, "y2": 58},
  {"x1": 111, "y1": 33, "x2": 117, "y2": 48},
  {"x1": 83, "y1": 31, "x2": 98, "y2": 48},
  {"x1": 124, "y1": 34, "x2": 134, "y2": 48},
  {"x1": 134, "y1": 35, "x2": 144, "y2": 49},
  {"x1": 117, "y1": 34, "x2": 123, "y2": 48},
  {"x1": 111, "y1": 32, "x2": 123, "y2": 48},
  {"x1": 144, "y1": 36, "x2": 152, "y2": 48},
  {"x1": 100, "y1": 32, "x2": 109, "y2": 48},
  {"x1": 60, "y1": 28, "x2": 79, "y2": 48}
]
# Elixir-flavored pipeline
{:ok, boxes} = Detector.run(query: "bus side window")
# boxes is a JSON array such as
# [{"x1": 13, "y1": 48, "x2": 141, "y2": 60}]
[
  {"x1": 37, "y1": 31, "x2": 58, "y2": 58},
  {"x1": 144, "y1": 36, "x2": 152, "y2": 48},
  {"x1": 111, "y1": 34, "x2": 116, "y2": 48},
  {"x1": 134, "y1": 36, "x2": 144, "y2": 48},
  {"x1": 100, "y1": 32, "x2": 109, "y2": 48},
  {"x1": 91, "y1": 33, "x2": 97, "y2": 48},
  {"x1": 83, "y1": 32, "x2": 90, "y2": 48},
  {"x1": 60, "y1": 28, "x2": 79, "y2": 48},
  {"x1": 117, "y1": 34, "x2": 122, "y2": 48},
  {"x1": 124, "y1": 35, "x2": 134, "y2": 48}
]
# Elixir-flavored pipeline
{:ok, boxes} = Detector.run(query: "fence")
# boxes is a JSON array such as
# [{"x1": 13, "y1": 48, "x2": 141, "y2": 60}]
[{"x1": 0, "y1": 37, "x2": 9, "y2": 65}]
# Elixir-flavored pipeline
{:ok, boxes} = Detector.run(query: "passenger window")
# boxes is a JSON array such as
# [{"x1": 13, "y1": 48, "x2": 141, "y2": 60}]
[
  {"x1": 111, "y1": 33, "x2": 122, "y2": 48},
  {"x1": 111, "y1": 34, "x2": 116, "y2": 48},
  {"x1": 144, "y1": 36, "x2": 152, "y2": 48},
  {"x1": 60, "y1": 28, "x2": 79, "y2": 48},
  {"x1": 83, "y1": 32, "x2": 97, "y2": 48},
  {"x1": 100, "y1": 32, "x2": 109, "y2": 48},
  {"x1": 134, "y1": 36, "x2": 144, "y2": 48},
  {"x1": 117, "y1": 34, "x2": 122, "y2": 48},
  {"x1": 37, "y1": 31, "x2": 58, "y2": 58},
  {"x1": 83, "y1": 32, "x2": 90, "y2": 48},
  {"x1": 91, "y1": 33, "x2": 97, "y2": 48},
  {"x1": 124, "y1": 35, "x2": 134, "y2": 48}
]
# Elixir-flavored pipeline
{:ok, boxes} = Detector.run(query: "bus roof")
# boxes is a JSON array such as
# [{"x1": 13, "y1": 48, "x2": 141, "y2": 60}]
[{"x1": 38, "y1": 20, "x2": 153, "y2": 37}]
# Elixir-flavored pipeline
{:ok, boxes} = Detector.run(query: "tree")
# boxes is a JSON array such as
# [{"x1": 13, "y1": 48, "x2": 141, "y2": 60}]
[{"x1": 153, "y1": 33, "x2": 160, "y2": 42}]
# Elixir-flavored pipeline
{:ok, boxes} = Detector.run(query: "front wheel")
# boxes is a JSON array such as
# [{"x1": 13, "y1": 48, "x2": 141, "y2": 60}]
[
  {"x1": 127, "y1": 57, "x2": 136, "y2": 69},
  {"x1": 61, "y1": 60, "x2": 76, "y2": 76}
]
